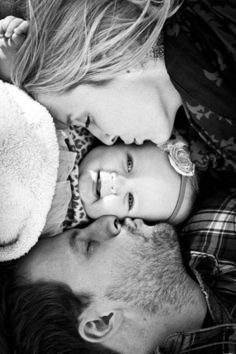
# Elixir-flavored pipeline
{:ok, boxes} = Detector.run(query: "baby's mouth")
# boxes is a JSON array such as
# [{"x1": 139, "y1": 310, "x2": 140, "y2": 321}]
[
  {"x1": 95, "y1": 171, "x2": 117, "y2": 198},
  {"x1": 96, "y1": 171, "x2": 101, "y2": 199}
]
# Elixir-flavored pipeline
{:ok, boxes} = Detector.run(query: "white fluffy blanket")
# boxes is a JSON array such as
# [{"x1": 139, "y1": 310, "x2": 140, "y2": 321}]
[{"x1": 0, "y1": 80, "x2": 59, "y2": 261}]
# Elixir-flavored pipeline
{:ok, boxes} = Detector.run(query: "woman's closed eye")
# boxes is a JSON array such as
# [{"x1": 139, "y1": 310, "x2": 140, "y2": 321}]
[{"x1": 85, "y1": 116, "x2": 91, "y2": 129}]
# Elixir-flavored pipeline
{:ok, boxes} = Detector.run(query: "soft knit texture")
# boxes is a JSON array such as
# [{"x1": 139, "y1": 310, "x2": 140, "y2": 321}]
[{"x1": 0, "y1": 80, "x2": 59, "y2": 261}]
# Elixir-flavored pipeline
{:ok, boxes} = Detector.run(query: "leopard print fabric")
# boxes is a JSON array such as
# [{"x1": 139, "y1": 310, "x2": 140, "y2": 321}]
[{"x1": 63, "y1": 126, "x2": 95, "y2": 229}]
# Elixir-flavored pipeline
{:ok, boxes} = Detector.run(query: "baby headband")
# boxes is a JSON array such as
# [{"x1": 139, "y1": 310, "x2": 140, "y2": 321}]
[
  {"x1": 167, "y1": 175, "x2": 187, "y2": 223},
  {"x1": 158, "y1": 137, "x2": 195, "y2": 223},
  {"x1": 159, "y1": 138, "x2": 195, "y2": 177},
  {"x1": 0, "y1": 80, "x2": 59, "y2": 261}
]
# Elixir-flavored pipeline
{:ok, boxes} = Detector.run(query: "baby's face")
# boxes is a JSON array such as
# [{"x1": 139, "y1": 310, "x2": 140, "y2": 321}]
[{"x1": 79, "y1": 142, "x2": 182, "y2": 221}]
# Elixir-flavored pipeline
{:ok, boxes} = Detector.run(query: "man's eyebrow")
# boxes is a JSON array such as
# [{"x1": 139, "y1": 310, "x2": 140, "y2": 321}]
[{"x1": 0, "y1": 235, "x2": 19, "y2": 247}]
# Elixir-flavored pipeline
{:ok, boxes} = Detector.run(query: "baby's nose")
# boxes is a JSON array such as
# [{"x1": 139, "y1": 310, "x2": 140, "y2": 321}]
[{"x1": 99, "y1": 171, "x2": 124, "y2": 197}]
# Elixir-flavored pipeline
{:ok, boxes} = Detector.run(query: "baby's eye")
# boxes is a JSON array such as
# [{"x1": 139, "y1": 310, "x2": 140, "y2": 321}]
[
  {"x1": 128, "y1": 193, "x2": 134, "y2": 211},
  {"x1": 127, "y1": 154, "x2": 133, "y2": 173},
  {"x1": 85, "y1": 116, "x2": 91, "y2": 129}
]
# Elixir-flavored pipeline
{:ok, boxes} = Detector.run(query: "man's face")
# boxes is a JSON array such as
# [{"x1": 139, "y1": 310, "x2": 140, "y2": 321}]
[
  {"x1": 79, "y1": 142, "x2": 181, "y2": 220},
  {"x1": 19, "y1": 217, "x2": 179, "y2": 314}
]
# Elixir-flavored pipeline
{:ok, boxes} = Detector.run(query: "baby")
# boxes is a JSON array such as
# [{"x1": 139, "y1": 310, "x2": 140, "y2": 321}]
[
  {"x1": 0, "y1": 16, "x2": 198, "y2": 261},
  {"x1": 43, "y1": 125, "x2": 197, "y2": 238},
  {"x1": 78, "y1": 140, "x2": 197, "y2": 224}
]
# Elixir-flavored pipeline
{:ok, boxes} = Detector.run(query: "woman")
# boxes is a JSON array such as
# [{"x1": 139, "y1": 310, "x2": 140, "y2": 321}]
[{"x1": 3, "y1": 0, "x2": 236, "y2": 182}]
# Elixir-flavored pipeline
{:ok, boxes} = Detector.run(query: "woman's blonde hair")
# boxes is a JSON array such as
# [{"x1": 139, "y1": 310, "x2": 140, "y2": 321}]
[{"x1": 13, "y1": 0, "x2": 180, "y2": 96}]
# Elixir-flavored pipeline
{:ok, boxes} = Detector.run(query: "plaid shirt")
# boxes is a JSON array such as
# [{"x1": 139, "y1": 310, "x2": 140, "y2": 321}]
[{"x1": 157, "y1": 189, "x2": 236, "y2": 354}]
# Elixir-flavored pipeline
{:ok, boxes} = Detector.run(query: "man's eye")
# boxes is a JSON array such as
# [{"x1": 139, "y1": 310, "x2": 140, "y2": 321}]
[
  {"x1": 85, "y1": 116, "x2": 91, "y2": 129},
  {"x1": 127, "y1": 154, "x2": 133, "y2": 173},
  {"x1": 128, "y1": 193, "x2": 134, "y2": 211}
]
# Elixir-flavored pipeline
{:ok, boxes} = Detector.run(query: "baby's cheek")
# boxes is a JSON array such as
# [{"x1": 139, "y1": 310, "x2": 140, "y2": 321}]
[
  {"x1": 93, "y1": 195, "x2": 125, "y2": 219},
  {"x1": 84, "y1": 198, "x2": 111, "y2": 219}
]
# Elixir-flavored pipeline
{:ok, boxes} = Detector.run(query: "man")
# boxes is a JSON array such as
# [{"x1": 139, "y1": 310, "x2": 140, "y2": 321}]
[{"x1": 1, "y1": 189, "x2": 236, "y2": 354}]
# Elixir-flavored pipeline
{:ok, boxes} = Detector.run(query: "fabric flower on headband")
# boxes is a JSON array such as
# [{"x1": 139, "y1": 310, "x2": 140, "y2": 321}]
[{"x1": 159, "y1": 139, "x2": 195, "y2": 177}]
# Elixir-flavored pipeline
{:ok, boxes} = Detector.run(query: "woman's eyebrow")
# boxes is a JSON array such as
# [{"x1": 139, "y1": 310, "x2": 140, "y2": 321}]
[{"x1": 0, "y1": 236, "x2": 19, "y2": 247}]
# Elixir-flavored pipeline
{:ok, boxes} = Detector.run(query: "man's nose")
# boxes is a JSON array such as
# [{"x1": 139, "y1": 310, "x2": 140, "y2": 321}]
[
  {"x1": 79, "y1": 216, "x2": 121, "y2": 242},
  {"x1": 96, "y1": 215, "x2": 121, "y2": 239}
]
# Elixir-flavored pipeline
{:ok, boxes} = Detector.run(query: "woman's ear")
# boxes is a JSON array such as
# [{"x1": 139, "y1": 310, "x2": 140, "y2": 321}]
[{"x1": 78, "y1": 306, "x2": 124, "y2": 343}]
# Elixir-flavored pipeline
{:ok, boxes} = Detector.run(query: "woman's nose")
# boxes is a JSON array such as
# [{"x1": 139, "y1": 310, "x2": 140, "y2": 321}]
[
  {"x1": 100, "y1": 133, "x2": 118, "y2": 145},
  {"x1": 89, "y1": 125, "x2": 117, "y2": 145}
]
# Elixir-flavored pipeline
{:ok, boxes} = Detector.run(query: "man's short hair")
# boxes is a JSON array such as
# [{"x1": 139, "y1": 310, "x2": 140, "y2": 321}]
[{"x1": 0, "y1": 262, "x2": 119, "y2": 354}]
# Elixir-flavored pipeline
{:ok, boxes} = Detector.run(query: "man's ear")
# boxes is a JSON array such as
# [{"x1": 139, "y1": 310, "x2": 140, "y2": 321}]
[{"x1": 78, "y1": 306, "x2": 124, "y2": 343}]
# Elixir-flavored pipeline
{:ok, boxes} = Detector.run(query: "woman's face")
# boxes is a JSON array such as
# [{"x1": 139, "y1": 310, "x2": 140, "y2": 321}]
[{"x1": 37, "y1": 66, "x2": 180, "y2": 145}]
